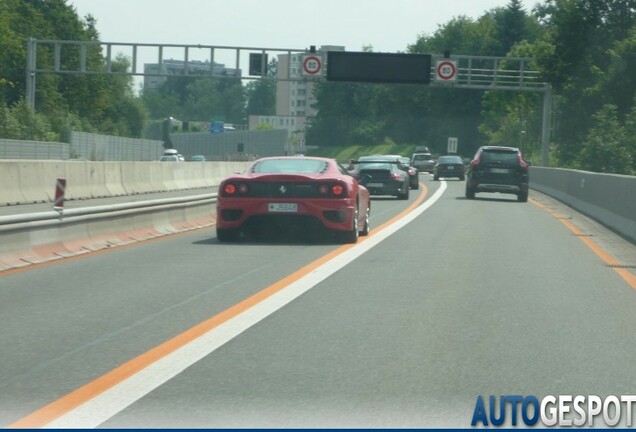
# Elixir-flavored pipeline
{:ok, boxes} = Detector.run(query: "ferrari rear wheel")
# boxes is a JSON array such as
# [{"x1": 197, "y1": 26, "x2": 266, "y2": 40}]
[
  {"x1": 216, "y1": 228, "x2": 240, "y2": 242},
  {"x1": 339, "y1": 204, "x2": 359, "y2": 244}
]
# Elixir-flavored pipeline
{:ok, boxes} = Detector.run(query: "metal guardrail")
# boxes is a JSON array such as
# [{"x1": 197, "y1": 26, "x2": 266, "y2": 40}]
[{"x1": 0, "y1": 193, "x2": 217, "y2": 232}]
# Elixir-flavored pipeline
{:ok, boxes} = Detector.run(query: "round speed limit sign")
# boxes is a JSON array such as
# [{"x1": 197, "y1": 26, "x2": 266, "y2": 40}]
[
  {"x1": 435, "y1": 60, "x2": 457, "y2": 82},
  {"x1": 302, "y1": 55, "x2": 323, "y2": 76}
]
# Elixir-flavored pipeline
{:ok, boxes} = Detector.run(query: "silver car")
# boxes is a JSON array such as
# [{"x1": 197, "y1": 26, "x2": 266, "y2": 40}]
[{"x1": 411, "y1": 153, "x2": 436, "y2": 173}]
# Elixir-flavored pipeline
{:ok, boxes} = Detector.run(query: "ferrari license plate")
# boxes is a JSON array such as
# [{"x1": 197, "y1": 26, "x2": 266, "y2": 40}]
[
  {"x1": 367, "y1": 183, "x2": 384, "y2": 188},
  {"x1": 268, "y1": 203, "x2": 297, "y2": 213}
]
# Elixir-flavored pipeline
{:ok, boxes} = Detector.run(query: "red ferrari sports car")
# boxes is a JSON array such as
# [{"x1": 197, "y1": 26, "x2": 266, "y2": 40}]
[{"x1": 216, "y1": 156, "x2": 371, "y2": 243}]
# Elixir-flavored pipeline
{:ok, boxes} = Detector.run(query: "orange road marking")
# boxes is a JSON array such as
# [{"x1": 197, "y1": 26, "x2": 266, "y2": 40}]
[
  {"x1": 530, "y1": 197, "x2": 636, "y2": 290},
  {"x1": 10, "y1": 184, "x2": 431, "y2": 428}
]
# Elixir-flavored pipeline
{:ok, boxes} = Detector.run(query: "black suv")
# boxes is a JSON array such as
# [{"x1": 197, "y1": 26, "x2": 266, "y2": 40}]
[{"x1": 465, "y1": 146, "x2": 529, "y2": 202}]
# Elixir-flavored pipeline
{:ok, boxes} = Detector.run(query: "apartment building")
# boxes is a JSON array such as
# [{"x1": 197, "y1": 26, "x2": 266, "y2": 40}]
[
  {"x1": 275, "y1": 45, "x2": 344, "y2": 118},
  {"x1": 248, "y1": 46, "x2": 344, "y2": 153}
]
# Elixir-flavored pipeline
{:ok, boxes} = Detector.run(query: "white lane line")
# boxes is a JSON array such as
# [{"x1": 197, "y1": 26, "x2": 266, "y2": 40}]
[{"x1": 46, "y1": 182, "x2": 448, "y2": 428}]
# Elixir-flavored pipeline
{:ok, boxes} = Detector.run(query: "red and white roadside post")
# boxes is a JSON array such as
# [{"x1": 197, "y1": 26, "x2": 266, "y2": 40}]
[{"x1": 54, "y1": 178, "x2": 66, "y2": 217}]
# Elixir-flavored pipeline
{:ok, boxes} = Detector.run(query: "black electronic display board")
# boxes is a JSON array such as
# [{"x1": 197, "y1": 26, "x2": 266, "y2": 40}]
[{"x1": 327, "y1": 51, "x2": 431, "y2": 84}]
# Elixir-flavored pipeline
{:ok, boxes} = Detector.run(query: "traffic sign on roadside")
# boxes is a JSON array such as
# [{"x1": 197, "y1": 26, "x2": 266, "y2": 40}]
[
  {"x1": 448, "y1": 137, "x2": 458, "y2": 153},
  {"x1": 435, "y1": 60, "x2": 458, "y2": 82},
  {"x1": 54, "y1": 178, "x2": 66, "y2": 216},
  {"x1": 302, "y1": 55, "x2": 323, "y2": 76}
]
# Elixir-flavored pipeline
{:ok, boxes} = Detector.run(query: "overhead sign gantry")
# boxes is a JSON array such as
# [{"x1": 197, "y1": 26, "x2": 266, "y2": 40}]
[{"x1": 24, "y1": 39, "x2": 551, "y2": 165}]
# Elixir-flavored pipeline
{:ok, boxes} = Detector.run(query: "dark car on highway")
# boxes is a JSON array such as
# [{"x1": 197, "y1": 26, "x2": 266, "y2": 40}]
[
  {"x1": 351, "y1": 158, "x2": 410, "y2": 200},
  {"x1": 396, "y1": 156, "x2": 420, "y2": 190},
  {"x1": 361, "y1": 155, "x2": 419, "y2": 190},
  {"x1": 465, "y1": 146, "x2": 529, "y2": 202},
  {"x1": 433, "y1": 155, "x2": 465, "y2": 181}
]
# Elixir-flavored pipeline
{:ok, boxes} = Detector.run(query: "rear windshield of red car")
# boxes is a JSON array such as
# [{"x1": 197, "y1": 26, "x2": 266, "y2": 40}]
[{"x1": 252, "y1": 159, "x2": 329, "y2": 174}]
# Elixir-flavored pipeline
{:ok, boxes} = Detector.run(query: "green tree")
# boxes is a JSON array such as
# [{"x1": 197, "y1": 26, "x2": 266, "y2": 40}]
[
  {"x1": 0, "y1": 0, "x2": 148, "y2": 139},
  {"x1": 591, "y1": 25, "x2": 636, "y2": 118},
  {"x1": 216, "y1": 77, "x2": 246, "y2": 124},
  {"x1": 0, "y1": 0, "x2": 24, "y2": 106},
  {"x1": 579, "y1": 104, "x2": 632, "y2": 174},
  {"x1": 493, "y1": 0, "x2": 541, "y2": 55},
  {"x1": 0, "y1": 103, "x2": 21, "y2": 138},
  {"x1": 142, "y1": 88, "x2": 181, "y2": 120},
  {"x1": 182, "y1": 79, "x2": 221, "y2": 121},
  {"x1": 621, "y1": 96, "x2": 636, "y2": 173},
  {"x1": 0, "y1": 99, "x2": 56, "y2": 140},
  {"x1": 307, "y1": 81, "x2": 380, "y2": 146},
  {"x1": 409, "y1": 15, "x2": 499, "y2": 56},
  {"x1": 308, "y1": 3, "x2": 542, "y2": 153},
  {"x1": 532, "y1": 0, "x2": 636, "y2": 166},
  {"x1": 245, "y1": 58, "x2": 277, "y2": 116},
  {"x1": 142, "y1": 75, "x2": 245, "y2": 125},
  {"x1": 245, "y1": 78, "x2": 276, "y2": 116},
  {"x1": 479, "y1": 42, "x2": 543, "y2": 162}
]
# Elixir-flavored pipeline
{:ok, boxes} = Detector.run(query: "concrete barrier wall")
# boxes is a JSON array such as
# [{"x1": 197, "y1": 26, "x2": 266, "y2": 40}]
[
  {"x1": 18, "y1": 160, "x2": 62, "y2": 202},
  {"x1": 530, "y1": 167, "x2": 636, "y2": 243},
  {"x1": 0, "y1": 160, "x2": 250, "y2": 206},
  {"x1": 104, "y1": 163, "x2": 127, "y2": 196},
  {"x1": 0, "y1": 195, "x2": 217, "y2": 271}
]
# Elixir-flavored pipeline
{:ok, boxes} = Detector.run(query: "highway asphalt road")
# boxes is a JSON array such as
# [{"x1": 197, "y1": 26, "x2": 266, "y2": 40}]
[{"x1": 1, "y1": 175, "x2": 635, "y2": 428}]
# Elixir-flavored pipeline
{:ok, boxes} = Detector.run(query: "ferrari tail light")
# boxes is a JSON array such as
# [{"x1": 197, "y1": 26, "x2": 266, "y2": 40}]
[
  {"x1": 391, "y1": 173, "x2": 405, "y2": 181},
  {"x1": 408, "y1": 169, "x2": 416, "y2": 175},
  {"x1": 238, "y1": 183, "x2": 249, "y2": 194},
  {"x1": 318, "y1": 183, "x2": 345, "y2": 196},
  {"x1": 223, "y1": 183, "x2": 237, "y2": 195}
]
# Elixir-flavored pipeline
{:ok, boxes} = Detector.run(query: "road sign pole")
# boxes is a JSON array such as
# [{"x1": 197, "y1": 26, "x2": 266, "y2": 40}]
[{"x1": 541, "y1": 85, "x2": 552, "y2": 167}]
